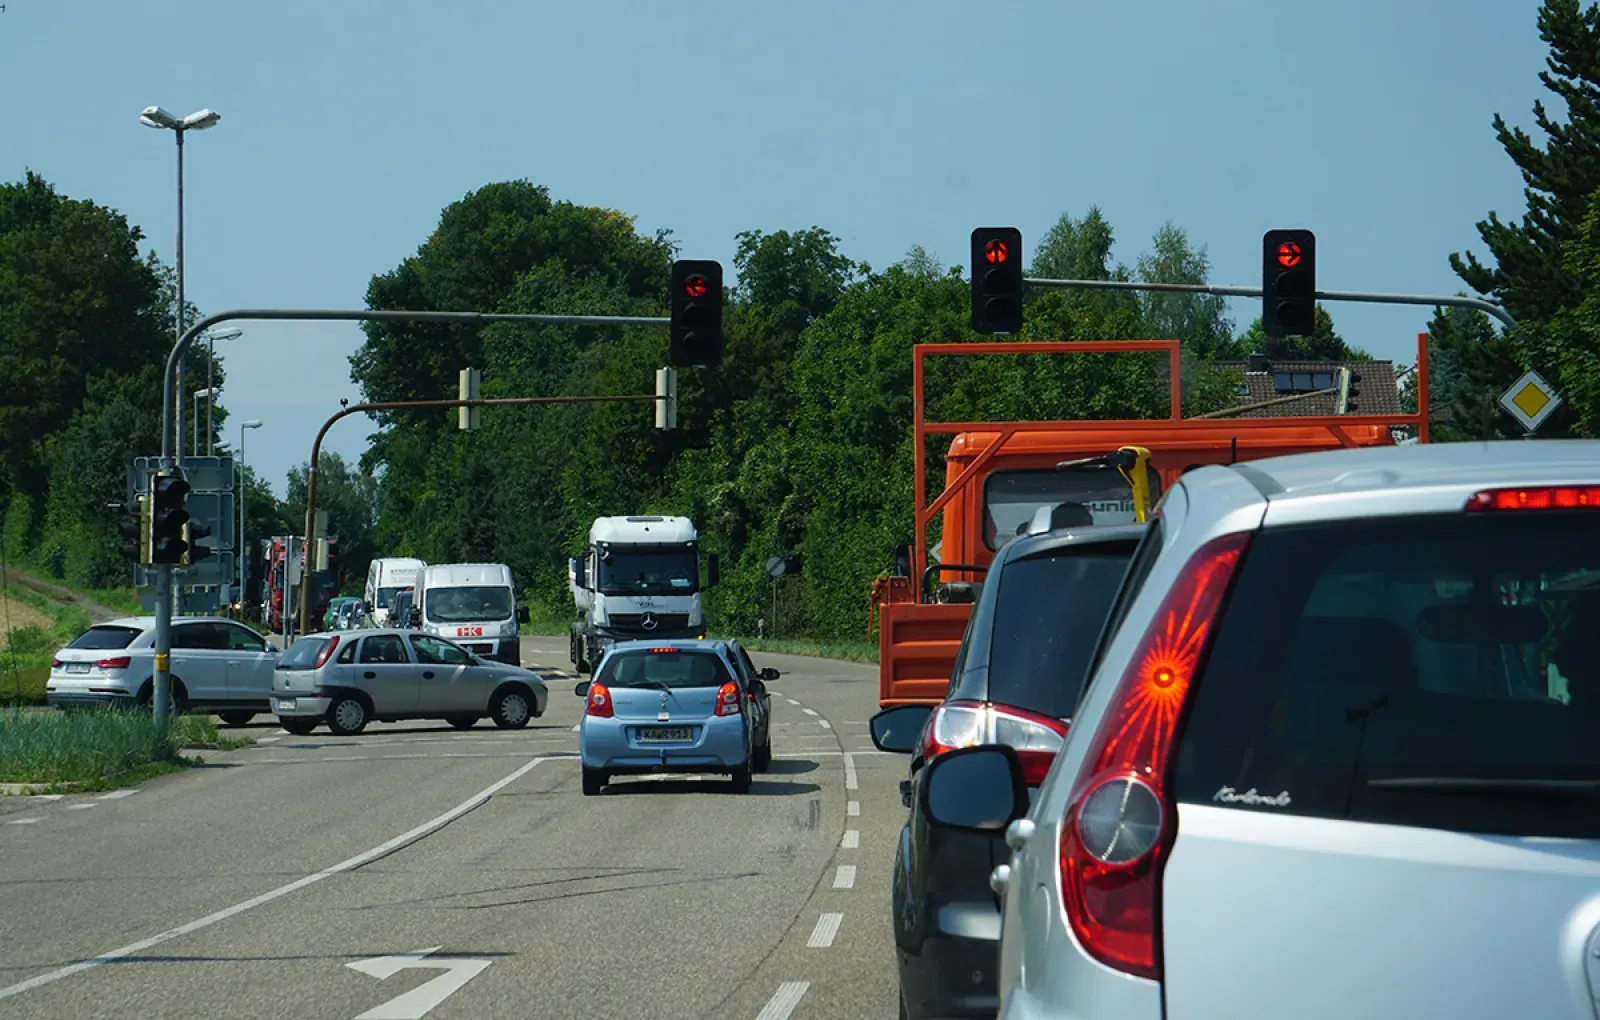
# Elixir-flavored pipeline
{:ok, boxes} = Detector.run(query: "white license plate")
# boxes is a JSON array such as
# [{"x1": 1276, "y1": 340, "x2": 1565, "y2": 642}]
[
  {"x1": 275, "y1": 699, "x2": 297, "y2": 712},
  {"x1": 66, "y1": 663, "x2": 90, "y2": 674},
  {"x1": 638, "y1": 727, "x2": 692, "y2": 743}
]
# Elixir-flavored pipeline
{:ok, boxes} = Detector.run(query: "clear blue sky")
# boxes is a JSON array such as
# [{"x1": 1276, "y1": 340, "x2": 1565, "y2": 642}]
[{"x1": 2, "y1": 0, "x2": 1551, "y2": 496}]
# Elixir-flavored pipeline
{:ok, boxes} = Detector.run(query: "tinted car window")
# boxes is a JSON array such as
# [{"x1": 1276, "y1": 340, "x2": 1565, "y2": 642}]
[
  {"x1": 1174, "y1": 512, "x2": 1600, "y2": 839},
  {"x1": 411, "y1": 635, "x2": 471, "y2": 665},
  {"x1": 598, "y1": 649, "x2": 734, "y2": 690},
  {"x1": 987, "y1": 550, "x2": 1136, "y2": 719},
  {"x1": 360, "y1": 635, "x2": 410, "y2": 664},
  {"x1": 67, "y1": 626, "x2": 141, "y2": 651},
  {"x1": 280, "y1": 637, "x2": 332, "y2": 670}
]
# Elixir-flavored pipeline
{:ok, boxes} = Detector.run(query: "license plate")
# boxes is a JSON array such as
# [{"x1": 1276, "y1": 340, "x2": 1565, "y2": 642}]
[
  {"x1": 275, "y1": 699, "x2": 297, "y2": 711},
  {"x1": 65, "y1": 663, "x2": 90, "y2": 673},
  {"x1": 638, "y1": 727, "x2": 692, "y2": 743}
]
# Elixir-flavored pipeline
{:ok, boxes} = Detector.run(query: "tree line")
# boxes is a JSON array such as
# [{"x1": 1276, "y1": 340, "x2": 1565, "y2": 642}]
[{"x1": 3, "y1": 0, "x2": 1598, "y2": 640}]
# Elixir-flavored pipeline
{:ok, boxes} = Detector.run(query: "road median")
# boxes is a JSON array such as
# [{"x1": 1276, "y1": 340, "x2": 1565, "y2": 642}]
[{"x1": 0, "y1": 710, "x2": 252, "y2": 793}]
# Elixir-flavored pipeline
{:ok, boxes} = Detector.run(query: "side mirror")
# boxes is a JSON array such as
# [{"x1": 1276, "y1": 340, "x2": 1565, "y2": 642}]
[
  {"x1": 516, "y1": 606, "x2": 531, "y2": 625},
  {"x1": 894, "y1": 542, "x2": 913, "y2": 579},
  {"x1": 869, "y1": 703, "x2": 934, "y2": 755},
  {"x1": 921, "y1": 745, "x2": 1030, "y2": 834},
  {"x1": 408, "y1": 608, "x2": 422, "y2": 627},
  {"x1": 573, "y1": 680, "x2": 591, "y2": 698},
  {"x1": 707, "y1": 554, "x2": 721, "y2": 587},
  {"x1": 759, "y1": 667, "x2": 779, "y2": 683}
]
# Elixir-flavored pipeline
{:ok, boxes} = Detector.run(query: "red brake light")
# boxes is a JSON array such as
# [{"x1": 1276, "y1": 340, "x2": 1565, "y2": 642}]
[
  {"x1": 51, "y1": 658, "x2": 62, "y2": 669},
  {"x1": 586, "y1": 681, "x2": 614, "y2": 718},
  {"x1": 714, "y1": 681, "x2": 742, "y2": 717},
  {"x1": 1057, "y1": 530, "x2": 1250, "y2": 981},
  {"x1": 1466, "y1": 486, "x2": 1600, "y2": 512},
  {"x1": 94, "y1": 656, "x2": 130, "y2": 670},
  {"x1": 313, "y1": 636, "x2": 340, "y2": 669},
  {"x1": 918, "y1": 700, "x2": 1067, "y2": 786}
]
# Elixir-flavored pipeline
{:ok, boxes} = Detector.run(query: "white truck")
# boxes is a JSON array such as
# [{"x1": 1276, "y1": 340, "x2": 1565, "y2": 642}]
[
  {"x1": 568, "y1": 516, "x2": 719, "y2": 673},
  {"x1": 366, "y1": 557, "x2": 426, "y2": 627},
  {"x1": 414, "y1": 562, "x2": 529, "y2": 666}
]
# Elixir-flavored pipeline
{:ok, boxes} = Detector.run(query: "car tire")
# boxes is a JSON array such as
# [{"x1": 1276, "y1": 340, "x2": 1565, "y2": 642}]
[
  {"x1": 447, "y1": 716, "x2": 478, "y2": 730},
  {"x1": 137, "y1": 681, "x2": 186, "y2": 719},
  {"x1": 730, "y1": 763, "x2": 752, "y2": 794},
  {"x1": 218, "y1": 711, "x2": 255, "y2": 727},
  {"x1": 581, "y1": 767, "x2": 606, "y2": 796},
  {"x1": 490, "y1": 688, "x2": 532, "y2": 730},
  {"x1": 326, "y1": 694, "x2": 369, "y2": 735},
  {"x1": 752, "y1": 734, "x2": 772, "y2": 773},
  {"x1": 280, "y1": 718, "x2": 317, "y2": 736},
  {"x1": 898, "y1": 987, "x2": 909, "y2": 1020}
]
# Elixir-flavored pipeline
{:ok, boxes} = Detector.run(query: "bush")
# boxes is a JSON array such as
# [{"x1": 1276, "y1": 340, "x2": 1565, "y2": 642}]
[{"x1": 0, "y1": 708, "x2": 207, "y2": 784}]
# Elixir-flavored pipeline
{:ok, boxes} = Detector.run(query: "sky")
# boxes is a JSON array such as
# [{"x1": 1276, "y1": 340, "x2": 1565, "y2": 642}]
[{"x1": 1, "y1": 0, "x2": 1554, "y2": 497}]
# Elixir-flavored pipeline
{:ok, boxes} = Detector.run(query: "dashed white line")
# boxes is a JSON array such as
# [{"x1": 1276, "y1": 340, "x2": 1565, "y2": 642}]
[
  {"x1": 0, "y1": 755, "x2": 553, "y2": 1002},
  {"x1": 97, "y1": 789, "x2": 137, "y2": 800},
  {"x1": 755, "y1": 981, "x2": 810, "y2": 1020},
  {"x1": 841, "y1": 829, "x2": 860, "y2": 849},
  {"x1": 801, "y1": 707, "x2": 818, "y2": 717},
  {"x1": 63, "y1": 803, "x2": 97, "y2": 811},
  {"x1": 847, "y1": 800, "x2": 860, "y2": 816},
  {"x1": 571, "y1": 724, "x2": 581, "y2": 733},
  {"x1": 30, "y1": 794, "x2": 64, "y2": 802},
  {"x1": 7, "y1": 818, "x2": 42, "y2": 825},
  {"x1": 843, "y1": 752, "x2": 858, "y2": 791},
  {"x1": 807, "y1": 912, "x2": 843, "y2": 948},
  {"x1": 833, "y1": 864, "x2": 856, "y2": 889},
  {"x1": 818, "y1": 720, "x2": 831, "y2": 730},
  {"x1": 256, "y1": 736, "x2": 281, "y2": 744}
]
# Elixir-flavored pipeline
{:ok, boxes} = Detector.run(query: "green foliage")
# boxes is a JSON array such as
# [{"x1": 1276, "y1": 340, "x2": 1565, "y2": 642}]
[
  {"x1": 1234, "y1": 306, "x2": 1369, "y2": 361},
  {"x1": 0, "y1": 708, "x2": 209, "y2": 785},
  {"x1": 283, "y1": 452, "x2": 378, "y2": 593}
]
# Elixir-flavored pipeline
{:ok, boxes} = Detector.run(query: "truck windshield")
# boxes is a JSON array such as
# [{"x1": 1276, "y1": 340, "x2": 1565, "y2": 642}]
[
  {"x1": 375, "y1": 586, "x2": 407, "y2": 609},
  {"x1": 597, "y1": 547, "x2": 699, "y2": 595},
  {"x1": 425, "y1": 585, "x2": 513, "y2": 623},
  {"x1": 983, "y1": 466, "x2": 1161, "y2": 550}
]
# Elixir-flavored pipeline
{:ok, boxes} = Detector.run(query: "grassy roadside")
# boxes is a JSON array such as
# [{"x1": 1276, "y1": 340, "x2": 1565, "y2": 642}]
[
  {"x1": 735, "y1": 637, "x2": 879, "y2": 664},
  {"x1": 0, "y1": 585, "x2": 94, "y2": 706},
  {"x1": 0, "y1": 711, "x2": 253, "y2": 791}
]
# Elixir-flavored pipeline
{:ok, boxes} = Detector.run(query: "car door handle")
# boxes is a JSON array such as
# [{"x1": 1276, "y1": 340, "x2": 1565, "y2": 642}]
[
  {"x1": 422, "y1": 671, "x2": 435, "y2": 679},
  {"x1": 364, "y1": 671, "x2": 376, "y2": 679}
]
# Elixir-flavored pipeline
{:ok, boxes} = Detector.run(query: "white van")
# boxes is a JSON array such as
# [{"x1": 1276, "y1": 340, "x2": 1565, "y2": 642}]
[
  {"x1": 366, "y1": 557, "x2": 426, "y2": 627},
  {"x1": 415, "y1": 563, "x2": 528, "y2": 665}
]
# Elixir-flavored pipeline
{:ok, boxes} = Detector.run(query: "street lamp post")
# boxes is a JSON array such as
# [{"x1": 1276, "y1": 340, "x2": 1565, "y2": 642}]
[
  {"x1": 204, "y1": 327, "x2": 242, "y2": 455},
  {"x1": 140, "y1": 105, "x2": 221, "y2": 470},
  {"x1": 238, "y1": 420, "x2": 263, "y2": 611},
  {"x1": 191, "y1": 387, "x2": 218, "y2": 455}
]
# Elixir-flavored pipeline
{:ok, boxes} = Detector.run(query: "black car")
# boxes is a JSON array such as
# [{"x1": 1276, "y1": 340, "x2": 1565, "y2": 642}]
[{"x1": 870, "y1": 521, "x2": 1146, "y2": 1020}]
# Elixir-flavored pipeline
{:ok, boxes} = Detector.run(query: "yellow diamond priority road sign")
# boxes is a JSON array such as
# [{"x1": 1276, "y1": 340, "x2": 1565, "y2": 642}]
[{"x1": 1499, "y1": 369, "x2": 1562, "y2": 432}]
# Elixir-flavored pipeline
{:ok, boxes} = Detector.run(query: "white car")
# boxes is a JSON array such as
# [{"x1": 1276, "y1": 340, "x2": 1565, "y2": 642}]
[
  {"x1": 47, "y1": 615, "x2": 279, "y2": 725},
  {"x1": 919, "y1": 439, "x2": 1600, "y2": 1020}
]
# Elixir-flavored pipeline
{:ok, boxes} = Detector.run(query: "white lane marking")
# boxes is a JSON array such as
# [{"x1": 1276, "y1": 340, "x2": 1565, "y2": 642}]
[
  {"x1": 755, "y1": 981, "x2": 810, "y2": 1020},
  {"x1": 0, "y1": 756, "x2": 551, "y2": 1003},
  {"x1": 784, "y1": 698, "x2": 801, "y2": 706},
  {"x1": 807, "y1": 912, "x2": 843, "y2": 948},
  {"x1": 384, "y1": 754, "x2": 428, "y2": 760},
  {"x1": 843, "y1": 753, "x2": 858, "y2": 790},
  {"x1": 30, "y1": 794, "x2": 65, "y2": 802},
  {"x1": 347, "y1": 947, "x2": 492, "y2": 1019},
  {"x1": 847, "y1": 800, "x2": 860, "y2": 816},
  {"x1": 7, "y1": 818, "x2": 42, "y2": 825},
  {"x1": 841, "y1": 829, "x2": 860, "y2": 849},
  {"x1": 440, "y1": 753, "x2": 489, "y2": 759},
  {"x1": 833, "y1": 864, "x2": 856, "y2": 889},
  {"x1": 256, "y1": 736, "x2": 281, "y2": 744},
  {"x1": 801, "y1": 707, "x2": 817, "y2": 717},
  {"x1": 571, "y1": 724, "x2": 580, "y2": 733},
  {"x1": 818, "y1": 720, "x2": 831, "y2": 730},
  {"x1": 63, "y1": 803, "x2": 97, "y2": 811}
]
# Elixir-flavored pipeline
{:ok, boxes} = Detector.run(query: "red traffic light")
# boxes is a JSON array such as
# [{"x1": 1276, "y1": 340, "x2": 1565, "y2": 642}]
[
  {"x1": 1276, "y1": 241, "x2": 1302, "y2": 268},
  {"x1": 984, "y1": 239, "x2": 1010, "y2": 265},
  {"x1": 683, "y1": 275, "x2": 709, "y2": 299}
]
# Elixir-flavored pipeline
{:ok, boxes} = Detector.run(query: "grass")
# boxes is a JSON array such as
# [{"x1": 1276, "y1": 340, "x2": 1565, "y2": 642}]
[
  {"x1": 0, "y1": 585, "x2": 95, "y2": 706},
  {"x1": 519, "y1": 602, "x2": 575, "y2": 638},
  {"x1": 731, "y1": 637, "x2": 879, "y2": 664},
  {"x1": 0, "y1": 710, "x2": 235, "y2": 788}
]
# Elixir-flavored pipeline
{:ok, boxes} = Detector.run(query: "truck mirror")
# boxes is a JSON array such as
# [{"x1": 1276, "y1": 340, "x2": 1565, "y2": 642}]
[
  {"x1": 894, "y1": 543, "x2": 913, "y2": 579},
  {"x1": 707, "y1": 554, "x2": 721, "y2": 587},
  {"x1": 516, "y1": 606, "x2": 531, "y2": 625},
  {"x1": 572, "y1": 558, "x2": 589, "y2": 589}
]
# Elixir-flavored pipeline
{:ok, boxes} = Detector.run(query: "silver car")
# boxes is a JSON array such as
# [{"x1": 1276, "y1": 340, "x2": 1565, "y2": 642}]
[
  {"x1": 918, "y1": 439, "x2": 1600, "y2": 1020},
  {"x1": 271, "y1": 628, "x2": 548, "y2": 736}
]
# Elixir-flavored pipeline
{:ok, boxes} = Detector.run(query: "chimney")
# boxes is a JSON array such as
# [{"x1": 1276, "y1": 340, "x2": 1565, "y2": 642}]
[{"x1": 1247, "y1": 352, "x2": 1269, "y2": 373}]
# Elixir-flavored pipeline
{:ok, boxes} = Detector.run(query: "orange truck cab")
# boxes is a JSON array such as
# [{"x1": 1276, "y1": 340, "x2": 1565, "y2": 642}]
[{"x1": 873, "y1": 337, "x2": 1431, "y2": 706}]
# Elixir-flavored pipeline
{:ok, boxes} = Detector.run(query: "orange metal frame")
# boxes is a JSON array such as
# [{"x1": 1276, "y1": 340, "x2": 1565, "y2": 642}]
[{"x1": 910, "y1": 335, "x2": 1431, "y2": 601}]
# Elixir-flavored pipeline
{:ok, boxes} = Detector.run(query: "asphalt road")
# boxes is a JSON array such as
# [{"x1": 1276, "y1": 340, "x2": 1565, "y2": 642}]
[{"x1": 0, "y1": 636, "x2": 904, "y2": 1020}]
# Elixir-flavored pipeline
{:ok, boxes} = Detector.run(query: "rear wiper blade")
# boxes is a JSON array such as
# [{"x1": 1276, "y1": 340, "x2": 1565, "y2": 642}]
[{"x1": 1368, "y1": 777, "x2": 1600, "y2": 796}]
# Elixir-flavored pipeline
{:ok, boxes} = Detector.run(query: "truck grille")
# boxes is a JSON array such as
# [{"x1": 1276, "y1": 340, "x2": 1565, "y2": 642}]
[{"x1": 607, "y1": 613, "x2": 691, "y2": 635}]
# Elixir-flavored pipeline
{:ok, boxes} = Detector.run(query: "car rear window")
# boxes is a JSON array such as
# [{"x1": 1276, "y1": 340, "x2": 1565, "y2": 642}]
[
  {"x1": 279, "y1": 637, "x2": 333, "y2": 670},
  {"x1": 67, "y1": 626, "x2": 141, "y2": 651},
  {"x1": 1173, "y1": 511, "x2": 1600, "y2": 839},
  {"x1": 987, "y1": 549, "x2": 1137, "y2": 720},
  {"x1": 598, "y1": 649, "x2": 734, "y2": 690}
]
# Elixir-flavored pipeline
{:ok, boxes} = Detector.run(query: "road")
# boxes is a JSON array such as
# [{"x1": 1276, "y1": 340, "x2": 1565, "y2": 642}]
[{"x1": 0, "y1": 636, "x2": 903, "y2": 1020}]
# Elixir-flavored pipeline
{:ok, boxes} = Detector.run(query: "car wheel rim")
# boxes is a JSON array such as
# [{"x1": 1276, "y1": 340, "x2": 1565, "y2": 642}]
[
  {"x1": 501, "y1": 694, "x2": 528, "y2": 726},
  {"x1": 336, "y1": 701, "x2": 364, "y2": 730}
]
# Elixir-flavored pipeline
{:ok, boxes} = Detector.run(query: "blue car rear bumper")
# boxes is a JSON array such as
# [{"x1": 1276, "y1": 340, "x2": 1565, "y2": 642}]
[{"x1": 580, "y1": 714, "x2": 749, "y2": 773}]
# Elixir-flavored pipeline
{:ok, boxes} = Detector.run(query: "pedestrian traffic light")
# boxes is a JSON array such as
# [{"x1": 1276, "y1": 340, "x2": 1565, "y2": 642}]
[
  {"x1": 1262, "y1": 229, "x2": 1316, "y2": 338},
  {"x1": 669, "y1": 260, "x2": 723, "y2": 368},
  {"x1": 971, "y1": 227, "x2": 1024, "y2": 335},
  {"x1": 181, "y1": 521, "x2": 214, "y2": 566},
  {"x1": 150, "y1": 470, "x2": 192, "y2": 565},
  {"x1": 117, "y1": 491, "x2": 152, "y2": 566}
]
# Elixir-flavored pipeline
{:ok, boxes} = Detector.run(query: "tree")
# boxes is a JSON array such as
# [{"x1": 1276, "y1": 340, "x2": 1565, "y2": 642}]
[
  {"x1": 1135, "y1": 222, "x2": 1236, "y2": 358},
  {"x1": 1233, "y1": 306, "x2": 1367, "y2": 361},
  {"x1": 1451, "y1": 0, "x2": 1600, "y2": 323},
  {"x1": 1535, "y1": 184, "x2": 1600, "y2": 434},
  {"x1": 283, "y1": 452, "x2": 378, "y2": 593},
  {"x1": 1415, "y1": 301, "x2": 1529, "y2": 440},
  {"x1": 1031, "y1": 207, "x2": 1117, "y2": 281}
]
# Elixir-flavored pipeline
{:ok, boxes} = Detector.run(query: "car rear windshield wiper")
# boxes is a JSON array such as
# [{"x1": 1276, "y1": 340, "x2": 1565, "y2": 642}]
[{"x1": 1368, "y1": 777, "x2": 1600, "y2": 797}]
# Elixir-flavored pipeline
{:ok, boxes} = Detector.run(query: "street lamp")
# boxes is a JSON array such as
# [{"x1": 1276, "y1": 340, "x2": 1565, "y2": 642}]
[
  {"x1": 191, "y1": 387, "x2": 219, "y2": 455},
  {"x1": 238, "y1": 420, "x2": 263, "y2": 611},
  {"x1": 141, "y1": 105, "x2": 221, "y2": 467},
  {"x1": 202, "y1": 327, "x2": 242, "y2": 455}
]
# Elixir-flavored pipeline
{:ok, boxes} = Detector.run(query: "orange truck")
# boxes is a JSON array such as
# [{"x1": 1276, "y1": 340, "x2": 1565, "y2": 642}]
[{"x1": 873, "y1": 336, "x2": 1432, "y2": 706}]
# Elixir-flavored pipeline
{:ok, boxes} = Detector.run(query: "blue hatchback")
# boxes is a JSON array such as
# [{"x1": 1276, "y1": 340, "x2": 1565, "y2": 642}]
[{"x1": 575, "y1": 639, "x2": 775, "y2": 795}]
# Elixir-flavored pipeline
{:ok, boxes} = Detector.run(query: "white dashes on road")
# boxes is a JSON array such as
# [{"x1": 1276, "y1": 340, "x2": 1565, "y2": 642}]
[
  {"x1": 833, "y1": 864, "x2": 856, "y2": 889},
  {"x1": 843, "y1": 753, "x2": 858, "y2": 791},
  {"x1": 97, "y1": 789, "x2": 138, "y2": 801},
  {"x1": 841, "y1": 829, "x2": 860, "y2": 849},
  {"x1": 818, "y1": 720, "x2": 831, "y2": 729},
  {"x1": 801, "y1": 707, "x2": 817, "y2": 717},
  {"x1": 847, "y1": 800, "x2": 860, "y2": 816},
  {"x1": 63, "y1": 803, "x2": 97, "y2": 811},
  {"x1": 806, "y1": 912, "x2": 843, "y2": 948},
  {"x1": 7, "y1": 818, "x2": 42, "y2": 825},
  {"x1": 755, "y1": 981, "x2": 810, "y2": 1020}
]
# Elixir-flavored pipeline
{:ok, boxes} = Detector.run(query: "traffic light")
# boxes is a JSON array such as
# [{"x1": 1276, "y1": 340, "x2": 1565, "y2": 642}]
[
  {"x1": 117, "y1": 491, "x2": 152, "y2": 566},
  {"x1": 669, "y1": 260, "x2": 724, "y2": 368},
  {"x1": 1262, "y1": 229, "x2": 1316, "y2": 338},
  {"x1": 181, "y1": 520, "x2": 214, "y2": 566},
  {"x1": 971, "y1": 227, "x2": 1024, "y2": 335},
  {"x1": 150, "y1": 469, "x2": 192, "y2": 565}
]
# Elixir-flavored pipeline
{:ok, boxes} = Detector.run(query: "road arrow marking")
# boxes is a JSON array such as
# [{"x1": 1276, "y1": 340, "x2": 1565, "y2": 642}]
[{"x1": 347, "y1": 947, "x2": 492, "y2": 1019}]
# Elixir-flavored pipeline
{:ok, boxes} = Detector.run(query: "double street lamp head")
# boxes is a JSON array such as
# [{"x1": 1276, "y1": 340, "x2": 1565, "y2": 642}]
[{"x1": 140, "y1": 106, "x2": 221, "y2": 132}]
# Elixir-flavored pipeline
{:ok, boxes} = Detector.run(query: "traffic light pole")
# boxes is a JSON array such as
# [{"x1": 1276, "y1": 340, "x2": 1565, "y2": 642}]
[{"x1": 1021, "y1": 277, "x2": 1519, "y2": 330}]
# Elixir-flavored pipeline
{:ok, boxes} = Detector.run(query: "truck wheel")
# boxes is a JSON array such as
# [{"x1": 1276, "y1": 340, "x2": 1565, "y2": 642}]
[{"x1": 576, "y1": 637, "x2": 591, "y2": 674}]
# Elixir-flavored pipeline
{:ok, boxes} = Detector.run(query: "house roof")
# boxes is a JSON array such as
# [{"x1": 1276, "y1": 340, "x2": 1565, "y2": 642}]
[{"x1": 1211, "y1": 358, "x2": 1404, "y2": 418}]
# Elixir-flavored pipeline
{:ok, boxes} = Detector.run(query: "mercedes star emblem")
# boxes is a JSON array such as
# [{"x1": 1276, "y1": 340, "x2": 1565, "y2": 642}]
[{"x1": 641, "y1": 613, "x2": 658, "y2": 631}]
